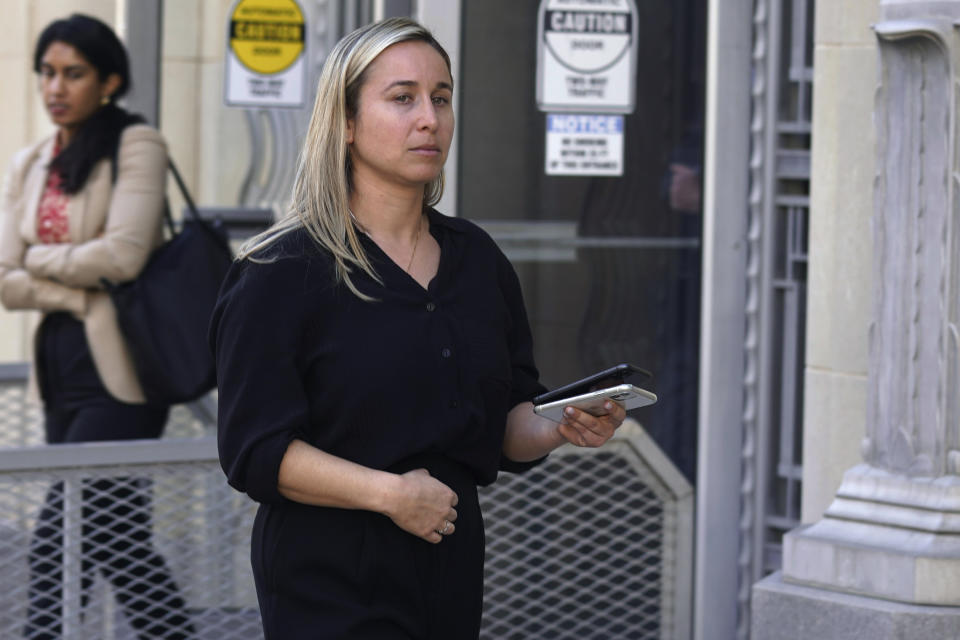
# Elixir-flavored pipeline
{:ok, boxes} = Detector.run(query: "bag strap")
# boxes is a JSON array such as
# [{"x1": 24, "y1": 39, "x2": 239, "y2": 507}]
[
  {"x1": 110, "y1": 137, "x2": 231, "y2": 256},
  {"x1": 109, "y1": 130, "x2": 179, "y2": 237},
  {"x1": 166, "y1": 159, "x2": 233, "y2": 257},
  {"x1": 168, "y1": 160, "x2": 201, "y2": 224}
]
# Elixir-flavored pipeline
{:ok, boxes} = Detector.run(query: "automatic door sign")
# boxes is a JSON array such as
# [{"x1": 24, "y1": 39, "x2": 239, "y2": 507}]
[
  {"x1": 536, "y1": 0, "x2": 638, "y2": 114},
  {"x1": 225, "y1": 0, "x2": 306, "y2": 107}
]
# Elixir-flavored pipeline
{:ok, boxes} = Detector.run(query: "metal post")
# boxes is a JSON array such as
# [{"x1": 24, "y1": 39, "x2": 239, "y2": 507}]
[
  {"x1": 694, "y1": 0, "x2": 753, "y2": 638},
  {"x1": 122, "y1": 0, "x2": 164, "y2": 126},
  {"x1": 374, "y1": 0, "x2": 414, "y2": 19},
  {"x1": 62, "y1": 480, "x2": 83, "y2": 640}
]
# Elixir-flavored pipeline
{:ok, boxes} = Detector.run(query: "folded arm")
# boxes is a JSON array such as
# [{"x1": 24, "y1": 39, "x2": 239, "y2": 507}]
[
  {"x1": 22, "y1": 127, "x2": 167, "y2": 288},
  {"x1": 278, "y1": 439, "x2": 459, "y2": 544},
  {"x1": 0, "y1": 150, "x2": 86, "y2": 314}
]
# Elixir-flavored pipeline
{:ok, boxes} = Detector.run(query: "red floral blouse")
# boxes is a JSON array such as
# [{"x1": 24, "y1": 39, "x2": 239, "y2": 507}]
[{"x1": 36, "y1": 142, "x2": 70, "y2": 244}]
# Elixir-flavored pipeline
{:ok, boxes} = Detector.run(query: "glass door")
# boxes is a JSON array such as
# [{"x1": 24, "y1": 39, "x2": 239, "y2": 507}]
[{"x1": 458, "y1": 0, "x2": 706, "y2": 482}]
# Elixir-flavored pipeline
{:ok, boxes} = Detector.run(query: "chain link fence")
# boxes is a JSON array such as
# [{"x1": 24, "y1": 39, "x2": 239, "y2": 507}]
[{"x1": 0, "y1": 364, "x2": 693, "y2": 639}]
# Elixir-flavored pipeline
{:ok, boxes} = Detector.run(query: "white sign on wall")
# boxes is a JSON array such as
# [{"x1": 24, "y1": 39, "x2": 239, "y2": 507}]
[
  {"x1": 224, "y1": 0, "x2": 307, "y2": 108},
  {"x1": 545, "y1": 114, "x2": 624, "y2": 176},
  {"x1": 536, "y1": 0, "x2": 639, "y2": 114}
]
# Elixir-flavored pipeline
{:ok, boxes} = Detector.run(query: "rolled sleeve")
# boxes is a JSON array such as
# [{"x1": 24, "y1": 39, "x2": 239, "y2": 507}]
[
  {"x1": 498, "y1": 250, "x2": 547, "y2": 409},
  {"x1": 498, "y1": 249, "x2": 549, "y2": 473},
  {"x1": 210, "y1": 256, "x2": 312, "y2": 504}
]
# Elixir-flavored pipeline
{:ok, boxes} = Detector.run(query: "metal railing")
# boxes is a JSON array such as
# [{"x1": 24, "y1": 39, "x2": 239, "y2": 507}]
[
  {"x1": 478, "y1": 423, "x2": 694, "y2": 640},
  {"x1": 0, "y1": 365, "x2": 693, "y2": 639},
  {"x1": 0, "y1": 440, "x2": 259, "y2": 639}
]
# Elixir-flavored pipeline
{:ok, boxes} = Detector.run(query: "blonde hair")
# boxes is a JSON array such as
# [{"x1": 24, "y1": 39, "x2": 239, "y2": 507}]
[{"x1": 237, "y1": 17, "x2": 452, "y2": 300}]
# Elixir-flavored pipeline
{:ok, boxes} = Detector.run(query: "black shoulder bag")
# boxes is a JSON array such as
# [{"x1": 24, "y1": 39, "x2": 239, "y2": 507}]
[{"x1": 102, "y1": 161, "x2": 233, "y2": 405}]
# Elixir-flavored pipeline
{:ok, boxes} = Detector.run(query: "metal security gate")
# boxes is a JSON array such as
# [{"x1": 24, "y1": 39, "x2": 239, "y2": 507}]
[
  {"x1": 754, "y1": 0, "x2": 812, "y2": 578},
  {"x1": 738, "y1": 0, "x2": 814, "y2": 636}
]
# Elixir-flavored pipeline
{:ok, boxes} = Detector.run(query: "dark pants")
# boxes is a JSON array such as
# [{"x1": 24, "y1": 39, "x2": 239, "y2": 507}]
[
  {"x1": 24, "y1": 313, "x2": 193, "y2": 639},
  {"x1": 253, "y1": 454, "x2": 485, "y2": 640}
]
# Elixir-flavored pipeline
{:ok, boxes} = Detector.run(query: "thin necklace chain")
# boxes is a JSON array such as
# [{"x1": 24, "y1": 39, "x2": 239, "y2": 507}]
[
  {"x1": 349, "y1": 209, "x2": 423, "y2": 274},
  {"x1": 347, "y1": 209, "x2": 365, "y2": 233},
  {"x1": 405, "y1": 214, "x2": 423, "y2": 273}
]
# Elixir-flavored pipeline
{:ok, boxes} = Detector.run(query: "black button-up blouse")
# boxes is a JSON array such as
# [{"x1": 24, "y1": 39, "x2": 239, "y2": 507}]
[{"x1": 210, "y1": 208, "x2": 547, "y2": 504}]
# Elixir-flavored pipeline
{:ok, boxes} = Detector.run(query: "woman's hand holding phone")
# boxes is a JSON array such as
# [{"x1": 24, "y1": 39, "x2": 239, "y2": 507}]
[{"x1": 555, "y1": 399, "x2": 628, "y2": 448}]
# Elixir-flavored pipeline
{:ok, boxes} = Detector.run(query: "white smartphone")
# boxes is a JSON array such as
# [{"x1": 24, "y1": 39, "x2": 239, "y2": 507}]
[{"x1": 533, "y1": 383, "x2": 657, "y2": 423}]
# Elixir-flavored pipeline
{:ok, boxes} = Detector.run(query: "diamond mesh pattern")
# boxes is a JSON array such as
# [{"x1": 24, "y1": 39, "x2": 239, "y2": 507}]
[
  {"x1": 0, "y1": 380, "x2": 44, "y2": 448},
  {"x1": 0, "y1": 369, "x2": 689, "y2": 639},
  {"x1": 164, "y1": 404, "x2": 213, "y2": 440},
  {"x1": 0, "y1": 462, "x2": 260, "y2": 639},
  {"x1": 0, "y1": 377, "x2": 212, "y2": 448},
  {"x1": 479, "y1": 449, "x2": 678, "y2": 640}
]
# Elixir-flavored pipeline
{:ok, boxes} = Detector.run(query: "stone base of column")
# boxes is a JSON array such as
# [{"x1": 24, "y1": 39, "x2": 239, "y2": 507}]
[
  {"x1": 781, "y1": 464, "x2": 960, "y2": 605},
  {"x1": 752, "y1": 572, "x2": 960, "y2": 640}
]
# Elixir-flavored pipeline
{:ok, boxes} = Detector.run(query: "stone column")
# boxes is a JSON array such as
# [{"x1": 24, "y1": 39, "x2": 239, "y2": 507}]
[{"x1": 752, "y1": 1, "x2": 960, "y2": 638}]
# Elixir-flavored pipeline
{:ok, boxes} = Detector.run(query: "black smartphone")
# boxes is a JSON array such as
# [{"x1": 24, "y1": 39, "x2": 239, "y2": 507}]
[{"x1": 533, "y1": 363, "x2": 653, "y2": 406}]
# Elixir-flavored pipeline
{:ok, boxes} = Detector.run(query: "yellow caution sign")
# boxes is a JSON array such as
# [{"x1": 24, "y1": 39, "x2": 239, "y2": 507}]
[{"x1": 230, "y1": 0, "x2": 305, "y2": 75}]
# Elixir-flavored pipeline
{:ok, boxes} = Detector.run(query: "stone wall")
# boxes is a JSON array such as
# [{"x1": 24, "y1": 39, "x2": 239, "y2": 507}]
[{"x1": 802, "y1": 0, "x2": 878, "y2": 522}]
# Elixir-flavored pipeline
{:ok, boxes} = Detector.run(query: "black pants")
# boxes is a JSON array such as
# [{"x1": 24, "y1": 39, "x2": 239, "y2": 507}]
[
  {"x1": 253, "y1": 454, "x2": 485, "y2": 639},
  {"x1": 24, "y1": 313, "x2": 193, "y2": 639}
]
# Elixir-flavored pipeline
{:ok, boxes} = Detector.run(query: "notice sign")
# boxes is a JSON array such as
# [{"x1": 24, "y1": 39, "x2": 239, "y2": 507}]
[
  {"x1": 225, "y1": 0, "x2": 306, "y2": 108},
  {"x1": 536, "y1": 0, "x2": 638, "y2": 114},
  {"x1": 545, "y1": 114, "x2": 624, "y2": 176}
]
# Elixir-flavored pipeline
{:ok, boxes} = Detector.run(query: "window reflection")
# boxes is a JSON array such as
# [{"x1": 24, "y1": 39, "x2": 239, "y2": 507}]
[{"x1": 459, "y1": 0, "x2": 706, "y2": 482}]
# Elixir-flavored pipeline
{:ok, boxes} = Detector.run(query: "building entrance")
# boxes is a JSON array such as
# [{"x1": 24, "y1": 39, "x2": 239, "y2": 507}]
[{"x1": 459, "y1": 0, "x2": 707, "y2": 482}]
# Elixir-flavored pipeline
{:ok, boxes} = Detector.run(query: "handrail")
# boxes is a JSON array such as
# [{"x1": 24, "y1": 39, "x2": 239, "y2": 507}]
[{"x1": 0, "y1": 437, "x2": 218, "y2": 472}]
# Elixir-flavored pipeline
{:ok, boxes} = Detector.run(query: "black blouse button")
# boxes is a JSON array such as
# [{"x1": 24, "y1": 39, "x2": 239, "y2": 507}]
[
  {"x1": 426, "y1": 302, "x2": 436, "y2": 312},
  {"x1": 450, "y1": 400, "x2": 459, "y2": 409},
  {"x1": 441, "y1": 347, "x2": 452, "y2": 358}
]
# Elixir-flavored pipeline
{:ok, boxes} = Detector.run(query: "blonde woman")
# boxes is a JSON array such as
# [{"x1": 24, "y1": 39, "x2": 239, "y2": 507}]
[{"x1": 211, "y1": 17, "x2": 627, "y2": 638}]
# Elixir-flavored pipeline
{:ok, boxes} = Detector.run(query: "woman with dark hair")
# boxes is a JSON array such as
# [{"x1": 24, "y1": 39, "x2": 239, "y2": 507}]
[
  {"x1": 0, "y1": 14, "x2": 192, "y2": 639},
  {"x1": 212, "y1": 17, "x2": 628, "y2": 639}
]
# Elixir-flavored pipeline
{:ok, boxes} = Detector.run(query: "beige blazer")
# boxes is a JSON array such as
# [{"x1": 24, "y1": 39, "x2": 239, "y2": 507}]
[{"x1": 0, "y1": 125, "x2": 168, "y2": 404}]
